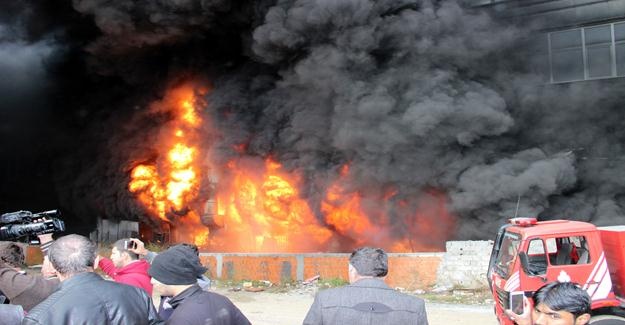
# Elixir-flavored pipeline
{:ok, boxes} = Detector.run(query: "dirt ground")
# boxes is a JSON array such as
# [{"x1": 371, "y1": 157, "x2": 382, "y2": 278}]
[{"x1": 215, "y1": 288, "x2": 498, "y2": 325}]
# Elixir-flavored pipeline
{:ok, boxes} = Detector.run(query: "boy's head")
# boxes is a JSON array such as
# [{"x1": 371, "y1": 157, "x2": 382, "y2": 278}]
[{"x1": 532, "y1": 282, "x2": 591, "y2": 325}]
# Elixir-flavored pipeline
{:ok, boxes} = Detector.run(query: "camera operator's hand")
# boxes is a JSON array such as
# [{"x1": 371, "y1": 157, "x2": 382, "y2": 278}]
[{"x1": 128, "y1": 238, "x2": 148, "y2": 256}]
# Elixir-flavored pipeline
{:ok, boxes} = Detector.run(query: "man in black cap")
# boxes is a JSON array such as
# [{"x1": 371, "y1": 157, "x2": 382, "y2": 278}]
[{"x1": 149, "y1": 244, "x2": 251, "y2": 325}]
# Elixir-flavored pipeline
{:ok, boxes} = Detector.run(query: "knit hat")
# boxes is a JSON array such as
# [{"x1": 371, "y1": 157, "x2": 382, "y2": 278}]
[{"x1": 148, "y1": 245, "x2": 207, "y2": 285}]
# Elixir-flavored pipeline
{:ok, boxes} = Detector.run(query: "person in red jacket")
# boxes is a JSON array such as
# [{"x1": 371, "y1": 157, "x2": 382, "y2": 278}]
[{"x1": 96, "y1": 238, "x2": 153, "y2": 295}]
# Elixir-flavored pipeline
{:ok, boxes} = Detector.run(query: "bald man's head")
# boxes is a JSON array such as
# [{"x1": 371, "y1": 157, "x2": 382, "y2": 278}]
[{"x1": 48, "y1": 234, "x2": 97, "y2": 276}]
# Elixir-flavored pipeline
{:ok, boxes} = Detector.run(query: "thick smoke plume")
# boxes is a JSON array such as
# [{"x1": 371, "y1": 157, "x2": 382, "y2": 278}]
[{"x1": 1, "y1": 0, "x2": 624, "y2": 242}]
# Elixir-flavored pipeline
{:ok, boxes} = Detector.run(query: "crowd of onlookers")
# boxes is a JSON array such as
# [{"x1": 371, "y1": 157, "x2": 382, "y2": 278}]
[{"x1": 0, "y1": 233, "x2": 593, "y2": 325}]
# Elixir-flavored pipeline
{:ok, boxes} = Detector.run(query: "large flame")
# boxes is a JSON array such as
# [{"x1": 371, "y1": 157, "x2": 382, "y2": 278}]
[
  {"x1": 209, "y1": 158, "x2": 333, "y2": 252},
  {"x1": 128, "y1": 84, "x2": 208, "y2": 244},
  {"x1": 204, "y1": 159, "x2": 453, "y2": 252},
  {"x1": 128, "y1": 83, "x2": 455, "y2": 252}
]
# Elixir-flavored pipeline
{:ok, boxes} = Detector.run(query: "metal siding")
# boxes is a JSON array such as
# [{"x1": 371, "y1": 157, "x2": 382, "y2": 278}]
[{"x1": 467, "y1": 0, "x2": 625, "y2": 29}]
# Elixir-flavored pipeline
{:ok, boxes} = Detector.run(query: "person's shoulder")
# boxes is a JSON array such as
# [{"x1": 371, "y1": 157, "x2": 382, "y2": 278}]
[
  {"x1": 388, "y1": 290, "x2": 427, "y2": 309},
  {"x1": 119, "y1": 260, "x2": 151, "y2": 274},
  {"x1": 198, "y1": 290, "x2": 231, "y2": 301},
  {"x1": 182, "y1": 290, "x2": 237, "y2": 308},
  {"x1": 24, "y1": 287, "x2": 67, "y2": 320},
  {"x1": 94, "y1": 278, "x2": 152, "y2": 305},
  {"x1": 96, "y1": 275, "x2": 146, "y2": 293},
  {"x1": 315, "y1": 285, "x2": 350, "y2": 300}
]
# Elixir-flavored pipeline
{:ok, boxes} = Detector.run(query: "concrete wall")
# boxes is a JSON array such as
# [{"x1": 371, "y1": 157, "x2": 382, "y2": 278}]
[
  {"x1": 435, "y1": 241, "x2": 494, "y2": 290},
  {"x1": 199, "y1": 241, "x2": 493, "y2": 291}
]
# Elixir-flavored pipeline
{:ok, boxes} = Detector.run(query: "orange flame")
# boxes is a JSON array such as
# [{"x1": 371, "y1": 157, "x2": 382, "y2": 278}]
[
  {"x1": 128, "y1": 83, "x2": 208, "y2": 245},
  {"x1": 129, "y1": 84, "x2": 455, "y2": 252},
  {"x1": 203, "y1": 160, "x2": 453, "y2": 252},
  {"x1": 209, "y1": 158, "x2": 332, "y2": 252}
]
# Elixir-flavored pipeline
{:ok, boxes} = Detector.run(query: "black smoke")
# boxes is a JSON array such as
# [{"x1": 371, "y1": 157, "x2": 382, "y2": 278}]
[{"x1": 1, "y1": 0, "x2": 624, "y2": 242}]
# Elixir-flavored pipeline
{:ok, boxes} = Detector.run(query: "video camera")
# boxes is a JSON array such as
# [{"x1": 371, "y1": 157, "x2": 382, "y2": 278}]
[{"x1": 0, "y1": 210, "x2": 65, "y2": 241}]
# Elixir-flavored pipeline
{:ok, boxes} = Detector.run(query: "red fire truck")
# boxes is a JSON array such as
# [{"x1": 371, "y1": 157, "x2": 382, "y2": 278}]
[{"x1": 488, "y1": 217, "x2": 625, "y2": 324}]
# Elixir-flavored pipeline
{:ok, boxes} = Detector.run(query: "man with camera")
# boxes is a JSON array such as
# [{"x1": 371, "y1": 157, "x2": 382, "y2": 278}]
[{"x1": 95, "y1": 238, "x2": 153, "y2": 295}]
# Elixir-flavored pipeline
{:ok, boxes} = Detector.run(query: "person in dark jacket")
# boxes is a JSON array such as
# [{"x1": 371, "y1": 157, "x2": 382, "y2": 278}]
[
  {"x1": 0, "y1": 236, "x2": 59, "y2": 311},
  {"x1": 22, "y1": 234, "x2": 159, "y2": 325},
  {"x1": 148, "y1": 244, "x2": 250, "y2": 325},
  {"x1": 303, "y1": 247, "x2": 429, "y2": 325},
  {"x1": 128, "y1": 238, "x2": 211, "y2": 320},
  {"x1": 96, "y1": 238, "x2": 153, "y2": 294}
]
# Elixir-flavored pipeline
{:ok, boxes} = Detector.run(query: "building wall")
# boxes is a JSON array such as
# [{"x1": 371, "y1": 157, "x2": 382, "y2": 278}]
[
  {"x1": 199, "y1": 241, "x2": 492, "y2": 290},
  {"x1": 89, "y1": 218, "x2": 139, "y2": 243},
  {"x1": 20, "y1": 239, "x2": 492, "y2": 290},
  {"x1": 467, "y1": 0, "x2": 625, "y2": 84},
  {"x1": 436, "y1": 241, "x2": 494, "y2": 290},
  {"x1": 467, "y1": 0, "x2": 625, "y2": 29}
]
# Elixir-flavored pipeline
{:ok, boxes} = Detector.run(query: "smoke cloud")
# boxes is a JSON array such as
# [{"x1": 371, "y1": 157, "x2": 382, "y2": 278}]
[{"x1": 1, "y1": 0, "x2": 624, "y2": 242}]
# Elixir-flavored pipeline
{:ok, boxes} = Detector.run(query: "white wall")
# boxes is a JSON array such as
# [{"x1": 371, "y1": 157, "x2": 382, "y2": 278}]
[{"x1": 436, "y1": 240, "x2": 494, "y2": 290}]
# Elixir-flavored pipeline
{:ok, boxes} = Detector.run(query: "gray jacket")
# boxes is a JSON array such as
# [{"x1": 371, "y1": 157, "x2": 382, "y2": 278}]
[{"x1": 303, "y1": 278, "x2": 429, "y2": 325}]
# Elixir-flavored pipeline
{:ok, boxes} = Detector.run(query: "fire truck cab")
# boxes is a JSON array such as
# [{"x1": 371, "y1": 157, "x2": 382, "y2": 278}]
[{"x1": 488, "y1": 218, "x2": 625, "y2": 324}]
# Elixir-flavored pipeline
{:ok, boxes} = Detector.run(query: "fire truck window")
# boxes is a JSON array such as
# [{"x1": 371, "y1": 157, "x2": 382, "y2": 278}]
[
  {"x1": 545, "y1": 238, "x2": 558, "y2": 254},
  {"x1": 571, "y1": 236, "x2": 590, "y2": 264},
  {"x1": 525, "y1": 239, "x2": 547, "y2": 275},
  {"x1": 547, "y1": 236, "x2": 588, "y2": 265},
  {"x1": 494, "y1": 232, "x2": 521, "y2": 278}
]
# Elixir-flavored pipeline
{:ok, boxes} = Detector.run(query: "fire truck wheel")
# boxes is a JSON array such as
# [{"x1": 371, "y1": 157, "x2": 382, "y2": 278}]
[{"x1": 590, "y1": 315, "x2": 625, "y2": 324}]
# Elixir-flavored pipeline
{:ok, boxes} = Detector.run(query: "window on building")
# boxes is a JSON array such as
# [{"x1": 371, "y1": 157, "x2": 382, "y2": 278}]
[
  {"x1": 585, "y1": 26, "x2": 612, "y2": 78},
  {"x1": 550, "y1": 29, "x2": 584, "y2": 82},
  {"x1": 548, "y1": 21, "x2": 625, "y2": 82},
  {"x1": 615, "y1": 23, "x2": 625, "y2": 76}
]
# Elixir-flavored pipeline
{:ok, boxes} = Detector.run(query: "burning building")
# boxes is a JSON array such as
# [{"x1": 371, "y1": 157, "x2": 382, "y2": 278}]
[
  {"x1": 0, "y1": 0, "x2": 624, "y2": 252},
  {"x1": 125, "y1": 81, "x2": 454, "y2": 252}
]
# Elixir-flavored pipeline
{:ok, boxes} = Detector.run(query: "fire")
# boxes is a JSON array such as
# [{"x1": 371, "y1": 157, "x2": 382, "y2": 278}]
[
  {"x1": 203, "y1": 159, "x2": 453, "y2": 252},
  {"x1": 128, "y1": 84, "x2": 207, "y2": 245},
  {"x1": 210, "y1": 158, "x2": 333, "y2": 252},
  {"x1": 129, "y1": 83, "x2": 455, "y2": 252},
  {"x1": 319, "y1": 165, "x2": 453, "y2": 252}
]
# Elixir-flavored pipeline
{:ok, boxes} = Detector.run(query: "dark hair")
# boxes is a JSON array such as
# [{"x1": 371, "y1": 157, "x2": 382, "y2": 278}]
[
  {"x1": 49, "y1": 234, "x2": 97, "y2": 275},
  {"x1": 0, "y1": 243, "x2": 25, "y2": 268},
  {"x1": 113, "y1": 239, "x2": 138, "y2": 260},
  {"x1": 533, "y1": 282, "x2": 591, "y2": 319},
  {"x1": 349, "y1": 247, "x2": 388, "y2": 277}
]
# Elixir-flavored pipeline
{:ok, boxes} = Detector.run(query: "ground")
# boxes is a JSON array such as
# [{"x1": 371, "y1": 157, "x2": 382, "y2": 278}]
[{"x1": 213, "y1": 287, "x2": 498, "y2": 325}]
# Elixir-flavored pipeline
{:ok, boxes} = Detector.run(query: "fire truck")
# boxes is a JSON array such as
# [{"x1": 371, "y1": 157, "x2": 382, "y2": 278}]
[{"x1": 488, "y1": 217, "x2": 625, "y2": 324}]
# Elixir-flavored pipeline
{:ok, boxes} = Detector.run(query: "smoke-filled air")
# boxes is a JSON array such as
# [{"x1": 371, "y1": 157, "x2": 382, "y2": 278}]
[{"x1": 1, "y1": 0, "x2": 624, "y2": 252}]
